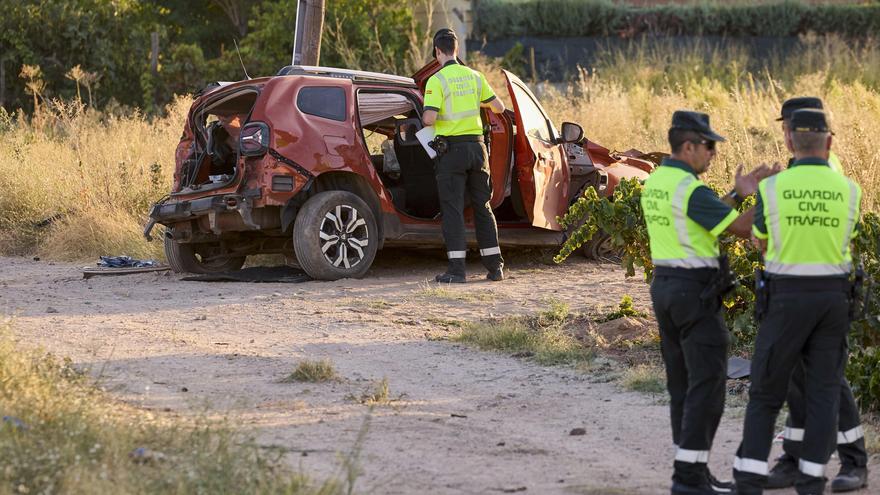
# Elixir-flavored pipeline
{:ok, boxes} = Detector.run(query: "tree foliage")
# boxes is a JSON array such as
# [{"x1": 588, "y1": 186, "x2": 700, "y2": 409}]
[
  {"x1": 0, "y1": 0, "x2": 425, "y2": 113},
  {"x1": 0, "y1": 0, "x2": 157, "y2": 110},
  {"x1": 475, "y1": 0, "x2": 880, "y2": 40}
]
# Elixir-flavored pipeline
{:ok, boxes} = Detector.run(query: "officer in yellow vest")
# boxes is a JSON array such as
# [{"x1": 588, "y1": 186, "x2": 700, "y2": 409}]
[
  {"x1": 733, "y1": 109, "x2": 862, "y2": 495},
  {"x1": 765, "y1": 98, "x2": 868, "y2": 492},
  {"x1": 423, "y1": 28, "x2": 506, "y2": 283},
  {"x1": 642, "y1": 111, "x2": 770, "y2": 495}
]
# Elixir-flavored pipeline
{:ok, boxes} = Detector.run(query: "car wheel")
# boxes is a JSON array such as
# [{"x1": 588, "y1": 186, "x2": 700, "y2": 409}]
[
  {"x1": 293, "y1": 191, "x2": 378, "y2": 280},
  {"x1": 581, "y1": 230, "x2": 621, "y2": 262},
  {"x1": 164, "y1": 234, "x2": 246, "y2": 274}
]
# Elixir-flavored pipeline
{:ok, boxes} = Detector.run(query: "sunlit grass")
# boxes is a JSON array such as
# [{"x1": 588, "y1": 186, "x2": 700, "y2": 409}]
[
  {"x1": 0, "y1": 319, "x2": 350, "y2": 494},
  {"x1": 453, "y1": 300, "x2": 593, "y2": 366},
  {"x1": 620, "y1": 364, "x2": 667, "y2": 395}
]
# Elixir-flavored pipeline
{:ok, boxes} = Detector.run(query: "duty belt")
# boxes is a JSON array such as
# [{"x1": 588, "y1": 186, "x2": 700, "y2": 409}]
[
  {"x1": 443, "y1": 135, "x2": 483, "y2": 144},
  {"x1": 768, "y1": 277, "x2": 850, "y2": 293},
  {"x1": 653, "y1": 266, "x2": 717, "y2": 283}
]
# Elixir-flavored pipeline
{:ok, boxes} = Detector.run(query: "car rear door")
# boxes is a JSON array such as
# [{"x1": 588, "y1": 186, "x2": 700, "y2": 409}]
[{"x1": 503, "y1": 70, "x2": 569, "y2": 231}]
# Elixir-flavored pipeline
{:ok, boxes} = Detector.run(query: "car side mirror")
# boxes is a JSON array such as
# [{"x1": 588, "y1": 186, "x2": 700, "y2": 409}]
[
  {"x1": 560, "y1": 122, "x2": 584, "y2": 144},
  {"x1": 239, "y1": 122, "x2": 270, "y2": 157}
]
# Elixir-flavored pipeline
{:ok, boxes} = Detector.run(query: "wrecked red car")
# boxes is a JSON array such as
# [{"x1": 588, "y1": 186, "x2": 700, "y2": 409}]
[{"x1": 144, "y1": 62, "x2": 656, "y2": 280}]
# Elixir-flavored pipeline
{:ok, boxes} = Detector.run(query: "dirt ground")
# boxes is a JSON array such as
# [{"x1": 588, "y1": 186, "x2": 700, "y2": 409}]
[{"x1": 1, "y1": 250, "x2": 877, "y2": 494}]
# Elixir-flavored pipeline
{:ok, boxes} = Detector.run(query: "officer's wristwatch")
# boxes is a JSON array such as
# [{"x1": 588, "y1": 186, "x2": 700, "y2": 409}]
[{"x1": 727, "y1": 189, "x2": 743, "y2": 207}]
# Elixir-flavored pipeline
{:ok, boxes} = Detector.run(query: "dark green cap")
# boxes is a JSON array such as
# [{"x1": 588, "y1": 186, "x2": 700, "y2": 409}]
[
  {"x1": 778, "y1": 97, "x2": 823, "y2": 121},
  {"x1": 671, "y1": 110, "x2": 726, "y2": 142},
  {"x1": 789, "y1": 109, "x2": 831, "y2": 133}
]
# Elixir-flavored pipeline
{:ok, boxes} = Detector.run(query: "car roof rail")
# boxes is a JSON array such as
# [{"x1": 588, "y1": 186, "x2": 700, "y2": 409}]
[{"x1": 277, "y1": 65, "x2": 416, "y2": 87}]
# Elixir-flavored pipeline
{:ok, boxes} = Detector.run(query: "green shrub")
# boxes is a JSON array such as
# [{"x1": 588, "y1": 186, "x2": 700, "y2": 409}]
[
  {"x1": 556, "y1": 182, "x2": 880, "y2": 412},
  {"x1": 602, "y1": 295, "x2": 648, "y2": 322},
  {"x1": 847, "y1": 346, "x2": 880, "y2": 413},
  {"x1": 475, "y1": 1, "x2": 880, "y2": 40}
]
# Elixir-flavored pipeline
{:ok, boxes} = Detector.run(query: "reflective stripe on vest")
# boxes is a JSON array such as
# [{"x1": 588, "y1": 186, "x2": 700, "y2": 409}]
[
  {"x1": 430, "y1": 65, "x2": 484, "y2": 135},
  {"x1": 642, "y1": 167, "x2": 721, "y2": 269},
  {"x1": 761, "y1": 166, "x2": 860, "y2": 276}
]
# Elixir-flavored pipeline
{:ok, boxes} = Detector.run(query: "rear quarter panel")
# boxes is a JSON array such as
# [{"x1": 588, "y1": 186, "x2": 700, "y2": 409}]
[{"x1": 250, "y1": 77, "x2": 394, "y2": 211}]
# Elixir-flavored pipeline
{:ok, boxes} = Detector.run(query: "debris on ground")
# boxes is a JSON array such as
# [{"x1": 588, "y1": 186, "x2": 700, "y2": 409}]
[{"x1": 97, "y1": 256, "x2": 159, "y2": 268}]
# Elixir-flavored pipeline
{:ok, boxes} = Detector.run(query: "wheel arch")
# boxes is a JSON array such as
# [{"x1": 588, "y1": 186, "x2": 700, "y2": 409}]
[{"x1": 281, "y1": 171, "x2": 385, "y2": 248}]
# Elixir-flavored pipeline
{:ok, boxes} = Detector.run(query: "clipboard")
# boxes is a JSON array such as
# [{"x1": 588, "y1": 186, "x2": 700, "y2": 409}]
[{"x1": 415, "y1": 126, "x2": 437, "y2": 159}]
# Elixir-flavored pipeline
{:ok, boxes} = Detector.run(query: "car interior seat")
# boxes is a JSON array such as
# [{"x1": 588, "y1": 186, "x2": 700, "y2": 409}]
[
  {"x1": 393, "y1": 118, "x2": 440, "y2": 218},
  {"x1": 206, "y1": 121, "x2": 235, "y2": 176}
]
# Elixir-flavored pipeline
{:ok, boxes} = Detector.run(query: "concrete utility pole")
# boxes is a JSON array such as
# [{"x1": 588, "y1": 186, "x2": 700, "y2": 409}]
[{"x1": 292, "y1": 0, "x2": 325, "y2": 66}]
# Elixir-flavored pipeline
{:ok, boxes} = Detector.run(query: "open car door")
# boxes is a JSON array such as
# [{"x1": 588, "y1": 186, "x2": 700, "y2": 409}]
[{"x1": 503, "y1": 70, "x2": 569, "y2": 231}]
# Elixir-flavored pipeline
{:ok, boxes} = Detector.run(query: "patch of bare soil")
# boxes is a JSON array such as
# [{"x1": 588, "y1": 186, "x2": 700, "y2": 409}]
[{"x1": 1, "y1": 250, "x2": 877, "y2": 494}]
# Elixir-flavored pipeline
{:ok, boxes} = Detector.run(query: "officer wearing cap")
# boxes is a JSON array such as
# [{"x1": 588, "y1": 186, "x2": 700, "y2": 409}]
[
  {"x1": 422, "y1": 28, "x2": 506, "y2": 283},
  {"x1": 642, "y1": 111, "x2": 771, "y2": 495},
  {"x1": 777, "y1": 97, "x2": 843, "y2": 173},
  {"x1": 765, "y1": 98, "x2": 869, "y2": 493},
  {"x1": 733, "y1": 109, "x2": 862, "y2": 495}
]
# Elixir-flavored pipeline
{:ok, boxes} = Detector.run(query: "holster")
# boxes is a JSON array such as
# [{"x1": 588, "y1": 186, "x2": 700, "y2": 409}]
[
  {"x1": 699, "y1": 254, "x2": 737, "y2": 304},
  {"x1": 754, "y1": 268, "x2": 769, "y2": 322},
  {"x1": 429, "y1": 136, "x2": 449, "y2": 157}
]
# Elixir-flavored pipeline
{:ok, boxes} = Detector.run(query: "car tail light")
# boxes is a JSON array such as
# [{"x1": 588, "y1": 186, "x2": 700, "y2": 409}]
[{"x1": 239, "y1": 122, "x2": 270, "y2": 157}]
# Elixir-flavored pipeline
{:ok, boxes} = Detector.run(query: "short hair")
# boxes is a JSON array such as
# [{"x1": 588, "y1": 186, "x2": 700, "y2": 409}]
[
  {"x1": 434, "y1": 35, "x2": 457, "y2": 56},
  {"x1": 668, "y1": 128, "x2": 701, "y2": 154},
  {"x1": 790, "y1": 131, "x2": 829, "y2": 155}
]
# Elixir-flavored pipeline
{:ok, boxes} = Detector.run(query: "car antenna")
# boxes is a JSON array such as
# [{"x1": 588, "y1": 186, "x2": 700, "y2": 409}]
[{"x1": 233, "y1": 38, "x2": 251, "y2": 80}]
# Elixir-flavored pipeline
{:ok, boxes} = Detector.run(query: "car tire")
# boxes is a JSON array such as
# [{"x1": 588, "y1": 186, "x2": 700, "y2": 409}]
[
  {"x1": 293, "y1": 191, "x2": 378, "y2": 280},
  {"x1": 164, "y1": 234, "x2": 246, "y2": 274},
  {"x1": 581, "y1": 230, "x2": 621, "y2": 262}
]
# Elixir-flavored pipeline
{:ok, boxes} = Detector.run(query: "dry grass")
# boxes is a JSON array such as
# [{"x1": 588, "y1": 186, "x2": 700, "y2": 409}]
[
  {"x1": 620, "y1": 364, "x2": 667, "y2": 395},
  {"x1": 0, "y1": 319, "x2": 350, "y2": 494},
  {"x1": 453, "y1": 300, "x2": 594, "y2": 366},
  {"x1": 3, "y1": 37, "x2": 880, "y2": 262},
  {"x1": 282, "y1": 359, "x2": 338, "y2": 383},
  {"x1": 472, "y1": 36, "x2": 880, "y2": 208},
  {"x1": 349, "y1": 378, "x2": 393, "y2": 405},
  {"x1": 0, "y1": 98, "x2": 187, "y2": 260},
  {"x1": 415, "y1": 281, "x2": 497, "y2": 302}
]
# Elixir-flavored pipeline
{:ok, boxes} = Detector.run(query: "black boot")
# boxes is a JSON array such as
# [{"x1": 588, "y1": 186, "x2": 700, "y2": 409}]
[
  {"x1": 435, "y1": 259, "x2": 466, "y2": 283},
  {"x1": 481, "y1": 253, "x2": 504, "y2": 282},
  {"x1": 765, "y1": 454, "x2": 798, "y2": 489},
  {"x1": 486, "y1": 267, "x2": 504, "y2": 281},
  {"x1": 831, "y1": 466, "x2": 868, "y2": 492},
  {"x1": 707, "y1": 469, "x2": 735, "y2": 494}
]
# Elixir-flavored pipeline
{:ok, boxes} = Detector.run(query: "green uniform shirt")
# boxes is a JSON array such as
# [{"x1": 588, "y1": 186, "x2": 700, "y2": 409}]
[
  {"x1": 753, "y1": 157, "x2": 861, "y2": 276},
  {"x1": 424, "y1": 61, "x2": 496, "y2": 136},
  {"x1": 641, "y1": 158, "x2": 738, "y2": 269}
]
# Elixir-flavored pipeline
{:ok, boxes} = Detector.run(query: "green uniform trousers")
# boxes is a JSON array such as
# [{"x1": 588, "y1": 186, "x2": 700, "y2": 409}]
[{"x1": 435, "y1": 138, "x2": 502, "y2": 273}]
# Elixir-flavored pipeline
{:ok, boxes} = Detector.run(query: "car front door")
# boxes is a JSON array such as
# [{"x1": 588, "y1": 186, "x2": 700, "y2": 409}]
[{"x1": 503, "y1": 70, "x2": 569, "y2": 231}]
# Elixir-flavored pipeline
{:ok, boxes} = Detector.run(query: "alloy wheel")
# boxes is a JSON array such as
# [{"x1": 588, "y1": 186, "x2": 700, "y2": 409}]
[{"x1": 318, "y1": 204, "x2": 369, "y2": 269}]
